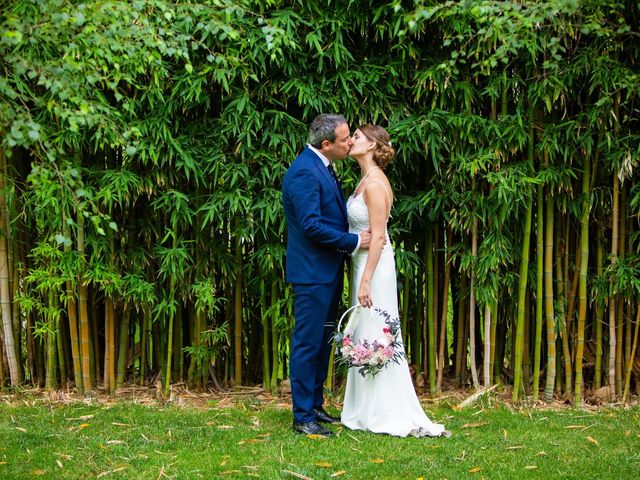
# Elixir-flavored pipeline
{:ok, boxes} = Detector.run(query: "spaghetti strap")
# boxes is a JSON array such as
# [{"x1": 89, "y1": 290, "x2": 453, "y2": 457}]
[{"x1": 364, "y1": 178, "x2": 393, "y2": 216}]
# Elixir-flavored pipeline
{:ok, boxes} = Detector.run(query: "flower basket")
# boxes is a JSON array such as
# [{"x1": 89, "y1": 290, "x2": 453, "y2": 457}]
[{"x1": 333, "y1": 304, "x2": 405, "y2": 378}]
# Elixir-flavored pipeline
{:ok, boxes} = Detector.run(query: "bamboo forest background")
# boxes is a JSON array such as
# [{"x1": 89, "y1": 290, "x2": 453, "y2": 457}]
[{"x1": 1, "y1": 0, "x2": 639, "y2": 404}]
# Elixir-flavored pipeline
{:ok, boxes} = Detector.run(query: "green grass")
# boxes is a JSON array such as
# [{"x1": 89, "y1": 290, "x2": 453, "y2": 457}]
[{"x1": 1, "y1": 395, "x2": 639, "y2": 479}]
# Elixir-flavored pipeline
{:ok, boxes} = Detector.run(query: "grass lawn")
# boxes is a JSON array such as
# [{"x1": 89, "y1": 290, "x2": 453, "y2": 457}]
[{"x1": 1, "y1": 391, "x2": 639, "y2": 479}]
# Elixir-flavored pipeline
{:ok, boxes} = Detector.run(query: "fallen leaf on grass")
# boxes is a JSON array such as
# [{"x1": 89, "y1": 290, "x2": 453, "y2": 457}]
[
  {"x1": 56, "y1": 460, "x2": 63, "y2": 468},
  {"x1": 331, "y1": 471, "x2": 346, "y2": 477},
  {"x1": 66, "y1": 415, "x2": 94, "y2": 421},
  {"x1": 220, "y1": 456, "x2": 229, "y2": 466},
  {"x1": 502, "y1": 429, "x2": 508, "y2": 438},
  {"x1": 525, "y1": 465, "x2": 538, "y2": 470},
  {"x1": 314, "y1": 462, "x2": 332, "y2": 468},
  {"x1": 0, "y1": 461, "x2": 8, "y2": 465},
  {"x1": 217, "y1": 425, "x2": 234, "y2": 430},
  {"x1": 242, "y1": 465, "x2": 259, "y2": 470},
  {"x1": 78, "y1": 423, "x2": 90, "y2": 430},
  {"x1": 238, "y1": 438, "x2": 266, "y2": 445},
  {"x1": 469, "y1": 467, "x2": 482, "y2": 473},
  {"x1": 15, "y1": 427, "x2": 27, "y2": 433},
  {"x1": 536, "y1": 451, "x2": 547, "y2": 456},
  {"x1": 586, "y1": 436, "x2": 599, "y2": 446},
  {"x1": 305, "y1": 434, "x2": 326, "y2": 440},
  {"x1": 32, "y1": 470, "x2": 46, "y2": 476},
  {"x1": 506, "y1": 446, "x2": 524, "y2": 450},
  {"x1": 106, "y1": 440, "x2": 124, "y2": 445},
  {"x1": 565, "y1": 425, "x2": 585, "y2": 429},
  {"x1": 111, "y1": 422, "x2": 130, "y2": 427},
  {"x1": 369, "y1": 459, "x2": 384, "y2": 464},
  {"x1": 220, "y1": 470, "x2": 242, "y2": 475},
  {"x1": 282, "y1": 469, "x2": 313, "y2": 480},
  {"x1": 462, "y1": 422, "x2": 488, "y2": 429}
]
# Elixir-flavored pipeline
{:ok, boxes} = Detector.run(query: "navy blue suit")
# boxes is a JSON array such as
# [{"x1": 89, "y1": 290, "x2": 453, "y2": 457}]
[{"x1": 282, "y1": 147, "x2": 359, "y2": 423}]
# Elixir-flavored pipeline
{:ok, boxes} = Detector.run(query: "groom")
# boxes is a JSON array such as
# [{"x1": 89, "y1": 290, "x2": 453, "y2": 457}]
[{"x1": 282, "y1": 114, "x2": 371, "y2": 436}]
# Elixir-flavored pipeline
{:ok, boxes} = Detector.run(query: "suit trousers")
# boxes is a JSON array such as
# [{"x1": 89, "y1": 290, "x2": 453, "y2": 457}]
[{"x1": 290, "y1": 270, "x2": 343, "y2": 424}]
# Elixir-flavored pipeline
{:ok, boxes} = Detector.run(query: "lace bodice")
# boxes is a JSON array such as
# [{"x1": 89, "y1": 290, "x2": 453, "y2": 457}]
[
  {"x1": 347, "y1": 193, "x2": 391, "y2": 240},
  {"x1": 347, "y1": 193, "x2": 372, "y2": 234}
]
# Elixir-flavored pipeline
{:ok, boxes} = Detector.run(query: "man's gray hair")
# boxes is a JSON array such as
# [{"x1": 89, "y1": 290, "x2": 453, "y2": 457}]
[{"x1": 309, "y1": 114, "x2": 348, "y2": 148}]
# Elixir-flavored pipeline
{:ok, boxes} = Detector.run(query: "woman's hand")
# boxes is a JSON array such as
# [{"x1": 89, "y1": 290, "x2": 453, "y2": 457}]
[{"x1": 357, "y1": 280, "x2": 373, "y2": 308}]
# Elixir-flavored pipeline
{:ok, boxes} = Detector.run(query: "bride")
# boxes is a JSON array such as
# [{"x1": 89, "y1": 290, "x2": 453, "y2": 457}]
[{"x1": 340, "y1": 124, "x2": 449, "y2": 438}]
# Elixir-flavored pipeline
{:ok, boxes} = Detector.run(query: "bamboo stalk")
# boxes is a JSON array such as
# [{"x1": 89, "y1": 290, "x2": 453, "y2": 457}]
[
  {"x1": 261, "y1": 279, "x2": 270, "y2": 390},
  {"x1": 45, "y1": 291, "x2": 58, "y2": 391},
  {"x1": 574, "y1": 153, "x2": 590, "y2": 404},
  {"x1": 437, "y1": 229, "x2": 452, "y2": 392},
  {"x1": 594, "y1": 231, "x2": 604, "y2": 390},
  {"x1": 269, "y1": 282, "x2": 280, "y2": 394},
  {"x1": 512, "y1": 110, "x2": 534, "y2": 401},
  {"x1": 116, "y1": 309, "x2": 130, "y2": 389},
  {"x1": 413, "y1": 256, "x2": 423, "y2": 381},
  {"x1": 533, "y1": 182, "x2": 544, "y2": 400},
  {"x1": 63, "y1": 220, "x2": 83, "y2": 393},
  {"x1": 544, "y1": 194, "x2": 556, "y2": 401},
  {"x1": 483, "y1": 304, "x2": 491, "y2": 388},
  {"x1": 455, "y1": 273, "x2": 467, "y2": 387},
  {"x1": 77, "y1": 210, "x2": 92, "y2": 392},
  {"x1": 555, "y1": 216, "x2": 572, "y2": 397},
  {"x1": 0, "y1": 148, "x2": 20, "y2": 385},
  {"x1": 469, "y1": 218, "x2": 480, "y2": 388},
  {"x1": 490, "y1": 301, "x2": 498, "y2": 385},
  {"x1": 425, "y1": 230, "x2": 437, "y2": 395},
  {"x1": 234, "y1": 220, "x2": 243, "y2": 387},
  {"x1": 139, "y1": 308, "x2": 149, "y2": 386},
  {"x1": 622, "y1": 306, "x2": 639, "y2": 403},
  {"x1": 401, "y1": 252, "x2": 411, "y2": 347},
  {"x1": 608, "y1": 168, "x2": 619, "y2": 397}
]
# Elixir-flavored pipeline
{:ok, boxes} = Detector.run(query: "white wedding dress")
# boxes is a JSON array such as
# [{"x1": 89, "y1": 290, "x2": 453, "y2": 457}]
[{"x1": 340, "y1": 184, "x2": 448, "y2": 438}]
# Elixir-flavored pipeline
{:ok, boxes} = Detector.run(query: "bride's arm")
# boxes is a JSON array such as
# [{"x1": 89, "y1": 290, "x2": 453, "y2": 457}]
[{"x1": 357, "y1": 181, "x2": 389, "y2": 308}]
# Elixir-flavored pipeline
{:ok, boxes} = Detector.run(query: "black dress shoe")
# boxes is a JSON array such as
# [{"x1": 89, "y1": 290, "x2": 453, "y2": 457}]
[
  {"x1": 314, "y1": 407, "x2": 341, "y2": 424},
  {"x1": 292, "y1": 421, "x2": 334, "y2": 436}
]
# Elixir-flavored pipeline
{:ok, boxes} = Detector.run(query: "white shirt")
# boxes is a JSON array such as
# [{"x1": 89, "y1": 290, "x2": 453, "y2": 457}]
[{"x1": 307, "y1": 145, "x2": 361, "y2": 254}]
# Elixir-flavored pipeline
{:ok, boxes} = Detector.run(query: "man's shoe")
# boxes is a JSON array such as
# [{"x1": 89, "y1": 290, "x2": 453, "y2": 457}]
[
  {"x1": 292, "y1": 421, "x2": 334, "y2": 436},
  {"x1": 314, "y1": 407, "x2": 341, "y2": 424}
]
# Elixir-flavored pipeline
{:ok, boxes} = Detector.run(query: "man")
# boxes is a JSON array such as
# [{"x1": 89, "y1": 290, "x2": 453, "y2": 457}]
[{"x1": 282, "y1": 113, "x2": 371, "y2": 436}]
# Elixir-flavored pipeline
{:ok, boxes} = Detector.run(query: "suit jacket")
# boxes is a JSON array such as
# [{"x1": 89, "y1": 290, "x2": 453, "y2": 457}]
[{"x1": 282, "y1": 147, "x2": 358, "y2": 284}]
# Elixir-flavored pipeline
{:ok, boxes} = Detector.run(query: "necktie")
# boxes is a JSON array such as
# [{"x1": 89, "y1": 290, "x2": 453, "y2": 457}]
[{"x1": 327, "y1": 163, "x2": 341, "y2": 188}]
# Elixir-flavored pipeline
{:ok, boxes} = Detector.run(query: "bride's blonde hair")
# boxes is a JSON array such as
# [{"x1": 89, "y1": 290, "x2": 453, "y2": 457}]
[{"x1": 358, "y1": 124, "x2": 395, "y2": 170}]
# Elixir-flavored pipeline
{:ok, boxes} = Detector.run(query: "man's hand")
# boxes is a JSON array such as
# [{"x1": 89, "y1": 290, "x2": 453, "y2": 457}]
[
  {"x1": 358, "y1": 229, "x2": 387, "y2": 250},
  {"x1": 359, "y1": 230, "x2": 372, "y2": 249}
]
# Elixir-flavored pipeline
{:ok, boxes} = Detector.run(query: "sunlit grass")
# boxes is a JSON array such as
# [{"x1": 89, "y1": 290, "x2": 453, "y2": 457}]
[{"x1": 1, "y1": 395, "x2": 639, "y2": 479}]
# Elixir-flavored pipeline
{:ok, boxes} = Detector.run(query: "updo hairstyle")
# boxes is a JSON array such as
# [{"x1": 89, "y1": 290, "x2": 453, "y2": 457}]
[{"x1": 358, "y1": 124, "x2": 396, "y2": 170}]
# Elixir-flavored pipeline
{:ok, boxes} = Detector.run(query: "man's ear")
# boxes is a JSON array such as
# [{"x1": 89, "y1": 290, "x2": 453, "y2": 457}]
[{"x1": 321, "y1": 139, "x2": 331, "y2": 150}]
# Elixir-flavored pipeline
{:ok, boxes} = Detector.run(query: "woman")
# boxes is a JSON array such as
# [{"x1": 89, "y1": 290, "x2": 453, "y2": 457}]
[{"x1": 340, "y1": 124, "x2": 449, "y2": 438}]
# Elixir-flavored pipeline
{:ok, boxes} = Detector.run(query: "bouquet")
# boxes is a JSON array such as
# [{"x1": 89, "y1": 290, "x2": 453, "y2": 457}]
[{"x1": 334, "y1": 305, "x2": 405, "y2": 377}]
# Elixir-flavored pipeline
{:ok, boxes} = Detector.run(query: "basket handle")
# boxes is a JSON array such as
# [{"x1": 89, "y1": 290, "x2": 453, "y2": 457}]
[{"x1": 337, "y1": 304, "x2": 362, "y2": 331}]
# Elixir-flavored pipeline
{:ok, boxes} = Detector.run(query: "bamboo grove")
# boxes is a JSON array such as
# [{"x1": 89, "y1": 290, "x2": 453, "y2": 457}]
[{"x1": 1, "y1": 1, "x2": 639, "y2": 404}]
